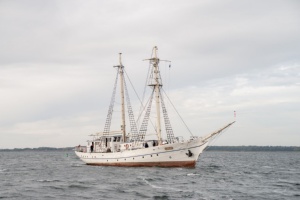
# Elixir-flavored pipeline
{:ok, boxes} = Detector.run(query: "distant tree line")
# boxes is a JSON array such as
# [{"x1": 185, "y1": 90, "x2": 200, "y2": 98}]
[
  {"x1": 206, "y1": 146, "x2": 300, "y2": 151},
  {"x1": 0, "y1": 147, "x2": 73, "y2": 152}
]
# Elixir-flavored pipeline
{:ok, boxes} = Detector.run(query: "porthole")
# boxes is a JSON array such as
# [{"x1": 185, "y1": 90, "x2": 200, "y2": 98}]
[
  {"x1": 169, "y1": 156, "x2": 172, "y2": 159},
  {"x1": 157, "y1": 154, "x2": 159, "y2": 156},
  {"x1": 142, "y1": 156, "x2": 144, "y2": 158}
]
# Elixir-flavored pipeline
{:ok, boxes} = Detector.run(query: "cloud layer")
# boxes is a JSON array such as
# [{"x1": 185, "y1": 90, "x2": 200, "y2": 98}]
[{"x1": 0, "y1": 0, "x2": 299, "y2": 148}]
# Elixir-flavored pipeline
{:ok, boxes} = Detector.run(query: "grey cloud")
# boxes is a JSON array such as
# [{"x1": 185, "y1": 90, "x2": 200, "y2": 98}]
[{"x1": 0, "y1": 0, "x2": 299, "y2": 148}]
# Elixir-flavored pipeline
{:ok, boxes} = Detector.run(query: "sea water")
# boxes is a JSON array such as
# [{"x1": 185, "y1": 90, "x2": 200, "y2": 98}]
[{"x1": 0, "y1": 150, "x2": 299, "y2": 199}]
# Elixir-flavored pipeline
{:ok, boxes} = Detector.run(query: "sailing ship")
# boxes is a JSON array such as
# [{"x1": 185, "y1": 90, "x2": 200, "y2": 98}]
[{"x1": 75, "y1": 46, "x2": 235, "y2": 167}]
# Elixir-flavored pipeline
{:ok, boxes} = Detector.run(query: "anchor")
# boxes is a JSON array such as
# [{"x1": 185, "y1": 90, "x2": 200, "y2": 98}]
[{"x1": 186, "y1": 150, "x2": 193, "y2": 157}]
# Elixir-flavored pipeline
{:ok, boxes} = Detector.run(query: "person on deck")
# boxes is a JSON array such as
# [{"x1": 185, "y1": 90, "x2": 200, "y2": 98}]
[{"x1": 90, "y1": 142, "x2": 94, "y2": 153}]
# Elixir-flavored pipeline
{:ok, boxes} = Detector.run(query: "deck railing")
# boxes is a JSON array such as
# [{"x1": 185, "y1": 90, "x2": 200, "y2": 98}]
[{"x1": 75, "y1": 146, "x2": 87, "y2": 153}]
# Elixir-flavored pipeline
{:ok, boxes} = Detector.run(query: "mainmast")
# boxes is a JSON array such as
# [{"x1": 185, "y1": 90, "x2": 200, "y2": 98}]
[
  {"x1": 116, "y1": 53, "x2": 126, "y2": 142},
  {"x1": 153, "y1": 47, "x2": 162, "y2": 145},
  {"x1": 146, "y1": 46, "x2": 163, "y2": 145}
]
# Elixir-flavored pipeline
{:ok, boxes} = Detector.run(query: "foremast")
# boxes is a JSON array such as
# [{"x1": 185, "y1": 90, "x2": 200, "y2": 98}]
[
  {"x1": 120, "y1": 55, "x2": 126, "y2": 142},
  {"x1": 116, "y1": 53, "x2": 126, "y2": 142},
  {"x1": 102, "y1": 53, "x2": 139, "y2": 145}
]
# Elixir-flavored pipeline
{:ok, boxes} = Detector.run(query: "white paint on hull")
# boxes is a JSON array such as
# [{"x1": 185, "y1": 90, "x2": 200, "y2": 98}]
[{"x1": 75, "y1": 138, "x2": 208, "y2": 167}]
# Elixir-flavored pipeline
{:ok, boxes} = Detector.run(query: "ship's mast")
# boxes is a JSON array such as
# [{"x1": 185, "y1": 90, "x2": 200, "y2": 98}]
[
  {"x1": 149, "y1": 46, "x2": 163, "y2": 145},
  {"x1": 154, "y1": 47, "x2": 162, "y2": 145},
  {"x1": 118, "y1": 53, "x2": 126, "y2": 142},
  {"x1": 142, "y1": 46, "x2": 171, "y2": 145}
]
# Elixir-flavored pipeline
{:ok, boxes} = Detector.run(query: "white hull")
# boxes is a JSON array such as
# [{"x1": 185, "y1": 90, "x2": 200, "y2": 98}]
[{"x1": 75, "y1": 138, "x2": 208, "y2": 168}]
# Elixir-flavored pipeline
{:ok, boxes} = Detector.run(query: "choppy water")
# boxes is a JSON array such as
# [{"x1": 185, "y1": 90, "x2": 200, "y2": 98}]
[{"x1": 0, "y1": 150, "x2": 299, "y2": 199}]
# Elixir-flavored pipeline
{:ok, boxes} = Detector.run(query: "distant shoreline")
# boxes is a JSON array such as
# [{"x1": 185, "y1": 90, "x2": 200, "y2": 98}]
[
  {"x1": 206, "y1": 146, "x2": 300, "y2": 152},
  {"x1": 0, "y1": 146, "x2": 299, "y2": 152}
]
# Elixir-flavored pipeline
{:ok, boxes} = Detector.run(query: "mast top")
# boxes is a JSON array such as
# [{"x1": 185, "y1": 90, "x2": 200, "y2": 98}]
[
  {"x1": 143, "y1": 46, "x2": 171, "y2": 63},
  {"x1": 119, "y1": 53, "x2": 123, "y2": 67},
  {"x1": 153, "y1": 46, "x2": 157, "y2": 57},
  {"x1": 114, "y1": 53, "x2": 124, "y2": 69}
]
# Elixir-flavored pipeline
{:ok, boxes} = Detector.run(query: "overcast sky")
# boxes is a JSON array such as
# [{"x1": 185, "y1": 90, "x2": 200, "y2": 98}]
[{"x1": 0, "y1": 0, "x2": 299, "y2": 148}]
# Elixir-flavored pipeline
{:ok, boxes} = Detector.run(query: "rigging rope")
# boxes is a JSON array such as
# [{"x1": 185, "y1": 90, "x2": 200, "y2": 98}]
[
  {"x1": 103, "y1": 70, "x2": 119, "y2": 136},
  {"x1": 139, "y1": 63, "x2": 151, "y2": 122},
  {"x1": 161, "y1": 88, "x2": 194, "y2": 136},
  {"x1": 160, "y1": 90, "x2": 176, "y2": 143},
  {"x1": 124, "y1": 68, "x2": 156, "y2": 133},
  {"x1": 123, "y1": 77, "x2": 139, "y2": 141},
  {"x1": 137, "y1": 89, "x2": 155, "y2": 142},
  {"x1": 139, "y1": 49, "x2": 154, "y2": 126}
]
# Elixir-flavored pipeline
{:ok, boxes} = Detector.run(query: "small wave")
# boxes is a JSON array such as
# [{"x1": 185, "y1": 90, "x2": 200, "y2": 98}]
[
  {"x1": 278, "y1": 180, "x2": 300, "y2": 185},
  {"x1": 207, "y1": 164, "x2": 221, "y2": 169},
  {"x1": 48, "y1": 185, "x2": 65, "y2": 191},
  {"x1": 36, "y1": 179, "x2": 61, "y2": 183},
  {"x1": 272, "y1": 189, "x2": 290, "y2": 196},
  {"x1": 143, "y1": 177, "x2": 155, "y2": 181},
  {"x1": 68, "y1": 184, "x2": 90, "y2": 189},
  {"x1": 261, "y1": 165, "x2": 272, "y2": 168},
  {"x1": 153, "y1": 194, "x2": 170, "y2": 199},
  {"x1": 277, "y1": 181, "x2": 300, "y2": 190},
  {"x1": 70, "y1": 162, "x2": 84, "y2": 167},
  {"x1": 71, "y1": 164, "x2": 84, "y2": 167},
  {"x1": 0, "y1": 169, "x2": 8, "y2": 172},
  {"x1": 187, "y1": 173, "x2": 201, "y2": 176},
  {"x1": 0, "y1": 194, "x2": 23, "y2": 199},
  {"x1": 142, "y1": 177, "x2": 188, "y2": 193},
  {"x1": 134, "y1": 191, "x2": 150, "y2": 198},
  {"x1": 143, "y1": 178, "x2": 162, "y2": 189}
]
